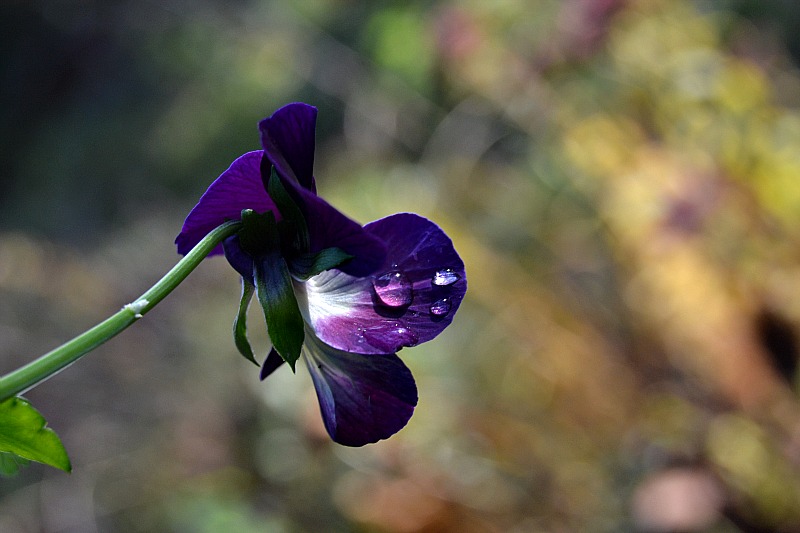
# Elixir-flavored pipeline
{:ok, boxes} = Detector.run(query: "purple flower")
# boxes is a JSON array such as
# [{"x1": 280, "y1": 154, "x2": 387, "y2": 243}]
[{"x1": 176, "y1": 103, "x2": 466, "y2": 446}]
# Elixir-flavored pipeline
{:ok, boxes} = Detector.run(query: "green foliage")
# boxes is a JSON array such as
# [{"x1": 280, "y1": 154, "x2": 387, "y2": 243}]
[
  {"x1": 0, "y1": 398, "x2": 70, "y2": 474},
  {"x1": 364, "y1": 5, "x2": 434, "y2": 92}
]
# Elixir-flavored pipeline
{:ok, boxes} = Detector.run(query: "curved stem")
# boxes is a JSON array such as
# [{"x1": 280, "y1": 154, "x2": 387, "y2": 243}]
[{"x1": 0, "y1": 221, "x2": 241, "y2": 401}]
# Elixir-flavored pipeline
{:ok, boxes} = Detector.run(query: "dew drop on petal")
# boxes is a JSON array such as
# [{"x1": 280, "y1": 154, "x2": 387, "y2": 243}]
[
  {"x1": 430, "y1": 298, "x2": 452, "y2": 317},
  {"x1": 396, "y1": 326, "x2": 419, "y2": 346},
  {"x1": 373, "y1": 271, "x2": 413, "y2": 307},
  {"x1": 432, "y1": 268, "x2": 460, "y2": 286}
]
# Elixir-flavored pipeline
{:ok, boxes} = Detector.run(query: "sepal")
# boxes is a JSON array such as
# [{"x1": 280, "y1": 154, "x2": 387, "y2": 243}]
[
  {"x1": 238, "y1": 209, "x2": 279, "y2": 257},
  {"x1": 254, "y1": 254, "x2": 304, "y2": 371},
  {"x1": 264, "y1": 164, "x2": 310, "y2": 254},
  {"x1": 241, "y1": 210, "x2": 304, "y2": 370},
  {"x1": 289, "y1": 247, "x2": 353, "y2": 281},
  {"x1": 233, "y1": 278, "x2": 259, "y2": 366}
]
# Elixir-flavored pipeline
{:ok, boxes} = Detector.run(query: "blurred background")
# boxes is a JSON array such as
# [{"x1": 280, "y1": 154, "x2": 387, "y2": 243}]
[{"x1": 3, "y1": 0, "x2": 800, "y2": 531}]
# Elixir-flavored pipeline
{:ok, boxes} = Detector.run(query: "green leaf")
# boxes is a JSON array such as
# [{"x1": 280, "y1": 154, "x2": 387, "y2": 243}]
[
  {"x1": 0, "y1": 451, "x2": 30, "y2": 476},
  {"x1": 233, "y1": 278, "x2": 259, "y2": 366},
  {"x1": 289, "y1": 247, "x2": 354, "y2": 280},
  {"x1": 266, "y1": 166, "x2": 310, "y2": 254},
  {"x1": 0, "y1": 397, "x2": 71, "y2": 473}
]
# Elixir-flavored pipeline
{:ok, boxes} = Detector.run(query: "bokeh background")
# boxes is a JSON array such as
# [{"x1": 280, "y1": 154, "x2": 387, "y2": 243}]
[{"x1": 4, "y1": 0, "x2": 800, "y2": 531}]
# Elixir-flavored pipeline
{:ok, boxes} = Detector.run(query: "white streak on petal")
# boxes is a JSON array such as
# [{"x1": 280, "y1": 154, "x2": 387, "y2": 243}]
[{"x1": 294, "y1": 269, "x2": 378, "y2": 352}]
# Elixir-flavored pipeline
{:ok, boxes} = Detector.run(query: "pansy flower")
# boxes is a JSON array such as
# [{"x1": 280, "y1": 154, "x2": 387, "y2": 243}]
[{"x1": 175, "y1": 103, "x2": 466, "y2": 446}]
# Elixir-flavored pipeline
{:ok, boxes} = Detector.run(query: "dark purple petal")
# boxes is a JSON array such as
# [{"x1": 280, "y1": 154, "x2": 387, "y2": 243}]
[
  {"x1": 223, "y1": 234, "x2": 254, "y2": 282},
  {"x1": 222, "y1": 195, "x2": 386, "y2": 282},
  {"x1": 258, "y1": 103, "x2": 385, "y2": 275},
  {"x1": 259, "y1": 103, "x2": 317, "y2": 192},
  {"x1": 298, "y1": 213, "x2": 466, "y2": 354},
  {"x1": 303, "y1": 330, "x2": 417, "y2": 446},
  {"x1": 175, "y1": 151, "x2": 276, "y2": 256},
  {"x1": 260, "y1": 348, "x2": 285, "y2": 380},
  {"x1": 297, "y1": 186, "x2": 387, "y2": 277}
]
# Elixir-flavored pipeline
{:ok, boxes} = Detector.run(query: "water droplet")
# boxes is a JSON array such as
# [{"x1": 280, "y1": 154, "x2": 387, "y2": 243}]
[
  {"x1": 432, "y1": 268, "x2": 460, "y2": 286},
  {"x1": 396, "y1": 327, "x2": 419, "y2": 346},
  {"x1": 372, "y1": 271, "x2": 413, "y2": 307},
  {"x1": 430, "y1": 298, "x2": 451, "y2": 317}
]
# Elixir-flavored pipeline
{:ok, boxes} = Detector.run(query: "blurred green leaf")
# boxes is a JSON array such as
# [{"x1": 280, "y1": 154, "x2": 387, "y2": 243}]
[
  {"x1": 364, "y1": 6, "x2": 434, "y2": 91},
  {"x1": 0, "y1": 397, "x2": 71, "y2": 474}
]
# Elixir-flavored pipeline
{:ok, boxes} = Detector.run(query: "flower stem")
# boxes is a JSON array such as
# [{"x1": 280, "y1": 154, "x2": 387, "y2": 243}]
[{"x1": 0, "y1": 221, "x2": 242, "y2": 402}]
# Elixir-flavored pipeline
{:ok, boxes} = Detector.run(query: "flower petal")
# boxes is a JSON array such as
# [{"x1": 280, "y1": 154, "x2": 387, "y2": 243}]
[
  {"x1": 221, "y1": 189, "x2": 387, "y2": 282},
  {"x1": 260, "y1": 348, "x2": 285, "y2": 380},
  {"x1": 258, "y1": 105, "x2": 386, "y2": 276},
  {"x1": 259, "y1": 103, "x2": 317, "y2": 192},
  {"x1": 297, "y1": 213, "x2": 466, "y2": 354},
  {"x1": 303, "y1": 330, "x2": 417, "y2": 446},
  {"x1": 222, "y1": 235, "x2": 254, "y2": 281},
  {"x1": 175, "y1": 151, "x2": 275, "y2": 255},
  {"x1": 298, "y1": 187, "x2": 387, "y2": 277}
]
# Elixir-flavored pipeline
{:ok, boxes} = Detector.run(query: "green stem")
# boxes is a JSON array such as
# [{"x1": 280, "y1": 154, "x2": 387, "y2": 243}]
[{"x1": 0, "y1": 220, "x2": 242, "y2": 402}]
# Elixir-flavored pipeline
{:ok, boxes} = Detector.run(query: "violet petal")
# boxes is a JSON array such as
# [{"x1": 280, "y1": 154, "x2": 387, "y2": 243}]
[
  {"x1": 259, "y1": 103, "x2": 318, "y2": 192},
  {"x1": 223, "y1": 234, "x2": 255, "y2": 283},
  {"x1": 260, "y1": 348, "x2": 285, "y2": 380},
  {"x1": 175, "y1": 151, "x2": 275, "y2": 256},
  {"x1": 298, "y1": 187, "x2": 387, "y2": 277},
  {"x1": 303, "y1": 330, "x2": 417, "y2": 446},
  {"x1": 219, "y1": 176, "x2": 386, "y2": 281},
  {"x1": 297, "y1": 213, "x2": 466, "y2": 354}
]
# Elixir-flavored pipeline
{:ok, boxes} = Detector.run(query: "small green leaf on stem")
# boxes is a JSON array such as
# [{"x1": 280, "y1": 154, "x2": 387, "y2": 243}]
[{"x1": 0, "y1": 397, "x2": 71, "y2": 473}]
